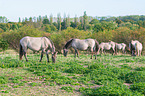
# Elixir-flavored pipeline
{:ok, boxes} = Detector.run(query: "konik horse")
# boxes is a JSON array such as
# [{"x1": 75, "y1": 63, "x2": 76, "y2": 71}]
[
  {"x1": 63, "y1": 39, "x2": 100, "y2": 59},
  {"x1": 115, "y1": 43, "x2": 126, "y2": 54},
  {"x1": 99, "y1": 41, "x2": 116, "y2": 55},
  {"x1": 129, "y1": 40, "x2": 143, "y2": 56},
  {"x1": 19, "y1": 36, "x2": 57, "y2": 63}
]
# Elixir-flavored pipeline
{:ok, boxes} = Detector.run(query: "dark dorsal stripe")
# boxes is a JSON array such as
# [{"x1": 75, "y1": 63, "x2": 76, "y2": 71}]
[{"x1": 64, "y1": 39, "x2": 74, "y2": 49}]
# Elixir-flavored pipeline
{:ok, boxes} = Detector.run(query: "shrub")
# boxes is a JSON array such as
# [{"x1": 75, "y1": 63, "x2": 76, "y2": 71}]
[
  {"x1": 0, "y1": 39, "x2": 8, "y2": 53},
  {"x1": 2, "y1": 25, "x2": 45, "y2": 51}
]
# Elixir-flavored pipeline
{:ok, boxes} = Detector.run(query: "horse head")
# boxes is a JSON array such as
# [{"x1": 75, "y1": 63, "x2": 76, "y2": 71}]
[
  {"x1": 52, "y1": 52, "x2": 58, "y2": 63},
  {"x1": 63, "y1": 48, "x2": 68, "y2": 57}
]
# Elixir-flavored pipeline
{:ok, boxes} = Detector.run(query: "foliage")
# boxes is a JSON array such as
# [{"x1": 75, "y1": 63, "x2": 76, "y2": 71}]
[
  {"x1": 80, "y1": 84, "x2": 143, "y2": 96},
  {"x1": 130, "y1": 82, "x2": 145, "y2": 95},
  {"x1": 0, "y1": 54, "x2": 145, "y2": 95},
  {"x1": 0, "y1": 14, "x2": 145, "y2": 54},
  {"x1": 0, "y1": 39, "x2": 9, "y2": 52},
  {"x1": 121, "y1": 71, "x2": 145, "y2": 83},
  {"x1": 61, "y1": 86, "x2": 75, "y2": 92},
  {"x1": 1, "y1": 25, "x2": 45, "y2": 51}
]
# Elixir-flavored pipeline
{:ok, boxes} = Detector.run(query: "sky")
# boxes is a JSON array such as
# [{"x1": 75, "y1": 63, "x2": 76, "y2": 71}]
[{"x1": 0, "y1": 0, "x2": 145, "y2": 22}]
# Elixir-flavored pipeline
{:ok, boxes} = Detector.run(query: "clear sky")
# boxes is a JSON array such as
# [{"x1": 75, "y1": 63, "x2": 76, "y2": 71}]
[{"x1": 0, "y1": 0, "x2": 145, "y2": 22}]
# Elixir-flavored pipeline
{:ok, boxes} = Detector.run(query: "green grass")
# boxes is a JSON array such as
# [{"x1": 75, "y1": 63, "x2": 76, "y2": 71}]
[{"x1": 0, "y1": 53, "x2": 145, "y2": 95}]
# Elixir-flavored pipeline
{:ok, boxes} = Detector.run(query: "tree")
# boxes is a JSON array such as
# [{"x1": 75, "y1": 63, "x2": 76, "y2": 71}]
[
  {"x1": 79, "y1": 17, "x2": 83, "y2": 30},
  {"x1": 57, "y1": 13, "x2": 61, "y2": 31},
  {"x1": 41, "y1": 24, "x2": 51, "y2": 33},
  {"x1": 50, "y1": 14, "x2": 53, "y2": 25},
  {"x1": 19, "y1": 17, "x2": 21, "y2": 23},
  {"x1": 74, "y1": 15, "x2": 78, "y2": 28},
  {"x1": 42, "y1": 18, "x2": 50, "y2": 24},
  {"x1": 66, "y1": 15, "x2": 70, "y2": 27},
  {"x1": 0, "y1": 16, "x2": 8, "y2": 23},
  {"x1": 83, "y1": 11, "x2": 88, "y2": 30},
  {"x1": 90, "y1": 19, "x2": 99, "y2": 25},
  {"x1": 61, "y1": 14, "x2": 67, "y2": 30},
  {"x1": 115, "y1": 18, "x2": 122, "y2": 24}
]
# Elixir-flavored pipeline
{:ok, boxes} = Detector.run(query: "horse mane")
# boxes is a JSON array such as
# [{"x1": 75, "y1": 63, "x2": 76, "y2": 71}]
[
  {"x1": 44, "y1": 37, "x2": 55, "y2": 52},
  {"x1": 64, "y1": 39, "x2": 74, "y2": 49}
]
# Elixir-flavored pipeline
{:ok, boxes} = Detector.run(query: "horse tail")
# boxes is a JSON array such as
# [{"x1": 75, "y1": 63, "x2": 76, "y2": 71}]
[
  {"x1": 115, "y1": 43, "x2": 118, "y2": 54},
  {"x1": 19, "y1": 43, "x2": 23, "y2": 60},
  {"x1": 95, "y1": 39, "x2": 100, "y2": 54}
]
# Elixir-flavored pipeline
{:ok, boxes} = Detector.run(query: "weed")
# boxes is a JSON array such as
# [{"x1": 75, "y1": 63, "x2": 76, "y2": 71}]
[{"x1": 61, "y1": 86, "x2": 75, "y2": 92}]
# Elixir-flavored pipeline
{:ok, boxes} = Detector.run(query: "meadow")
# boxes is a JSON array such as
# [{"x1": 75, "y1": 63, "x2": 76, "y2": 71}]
[{"x1": 0, "y1": 50, "x2": 145, "y2": 96}]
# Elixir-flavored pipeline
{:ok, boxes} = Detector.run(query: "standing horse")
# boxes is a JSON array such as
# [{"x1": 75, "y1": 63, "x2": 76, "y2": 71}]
[
  {"x1": 63, "y1": 39, "x2": 100, "y2": 59},
  {"x1": 115, "y1": 43, "x2": 126, "y2": 54},
  {"x1": 129, "y1": 40, "x2": 143, "y2": 56},
  {"x1": 99, "y1": 41, "x2": 116, "y2": 55},
  {"x1": 19, "y1": 36, "x2": 57, "y2": 63}
]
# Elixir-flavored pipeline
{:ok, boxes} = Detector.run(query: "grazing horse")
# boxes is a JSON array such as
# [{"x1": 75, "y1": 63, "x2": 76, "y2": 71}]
[
  {"x1": 129, "y1": 40, "x2": 143, "y2": 56},
  {"x1": 115, "y1": 43, "x2": 126, "y2": 54},
  {"x1": 19, "y1": 36, "x2": 57, "y2": 63},
  {"x1": 99, "y1": 41, "x2": 116, "y2": 55},
  {"x1": 63, "y1": 39, "x2": 100, "y2": 59}
]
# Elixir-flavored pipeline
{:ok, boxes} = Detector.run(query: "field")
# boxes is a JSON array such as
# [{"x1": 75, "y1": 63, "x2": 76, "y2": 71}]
[{"x1": 0, "y1": 51, "x2": 145, "y2": 96}]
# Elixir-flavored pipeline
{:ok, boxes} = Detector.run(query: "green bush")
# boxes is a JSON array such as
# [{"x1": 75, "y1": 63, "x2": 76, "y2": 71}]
[
  {"x1": 2, "y1": 25, "x2": 45, "y2": 51},
  {"x1": 0, "y1": 39, "x2": 8, "y2": 52}
]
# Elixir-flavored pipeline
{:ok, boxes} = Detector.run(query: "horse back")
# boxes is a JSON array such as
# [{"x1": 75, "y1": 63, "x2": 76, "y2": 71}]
[
  {"x1": 72, "y1": 39, "x2": 95, "y2": 50},
  {"x1": 136, "y1": 42, "x2": 143, "y2": 50},
  {"x1": 99, "y1": 42, "x2": 111, "y2": 50},
  {"x1": 20, "y1": 36, "x2": 52, "y2": 51}
]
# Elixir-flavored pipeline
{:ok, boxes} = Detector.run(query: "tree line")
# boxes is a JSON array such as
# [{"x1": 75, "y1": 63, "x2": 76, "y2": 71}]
[
  {"x1": 0, "y1": 12, "x2": 145, "y2": 54},
  {"x1": 1, "y1": 12, "x2": 145, "y2": 33}
]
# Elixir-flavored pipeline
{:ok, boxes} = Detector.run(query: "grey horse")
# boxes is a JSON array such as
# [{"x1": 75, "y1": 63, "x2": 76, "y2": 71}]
[
  {"x1": 99, "y1": 41, "x2": 116, "y2": 55},
  {"x1": 129, "y1": 40, "x2": 143, "y2": 56},
  {"x1": 19, "y1": 36, "x2": 57, "y2": 63},
  {"x1": 115, "y1": 43, "x2": 126, "y2": 54},
  {"x1": 63, "y1": 38, "x2": 100, "y2": 59}
]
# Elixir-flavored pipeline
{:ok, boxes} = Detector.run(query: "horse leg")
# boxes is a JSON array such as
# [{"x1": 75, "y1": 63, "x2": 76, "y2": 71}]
[
  {"x1": 46, "y1": 50, "x2": 50, "y2": 62},
  {"x1": 123, "y1": 49, "x2": 126, "y2": 54},
  {"x1": 104, "y1": 50, "x2": 106, "y2": 56},
  {"x1": 75, "y1": 49, "x2": 79, "y2": 58},
  {"x1": 90, "y1": 48, "x2": 93, "y2": 59},
  {"x1": 131, "y1": 50, "x2": 134, "y2": 56},
  {"x1": 100, "y1": 48, "x2": 103, "y2": 56},
  {"x1": 112, "y1": 48, "x2": 115, "y2": 55},
  {"x1": 23, "y1": 49, "x2": 28, "y2": 62},
  {"x1": 39, "y1": 49, "x2": 45, "y2": 62},
  {"x1": 139, "y1": 50, "x2": 141, "y2": 56},
  {"x1": 137, "y1": 50, "x2": 139, "y2": 56}
]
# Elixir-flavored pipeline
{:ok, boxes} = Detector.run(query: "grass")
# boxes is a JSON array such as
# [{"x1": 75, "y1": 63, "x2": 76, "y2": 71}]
[{"x1": 0, "y1": 51, "x2": 145, "y2": 95}]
